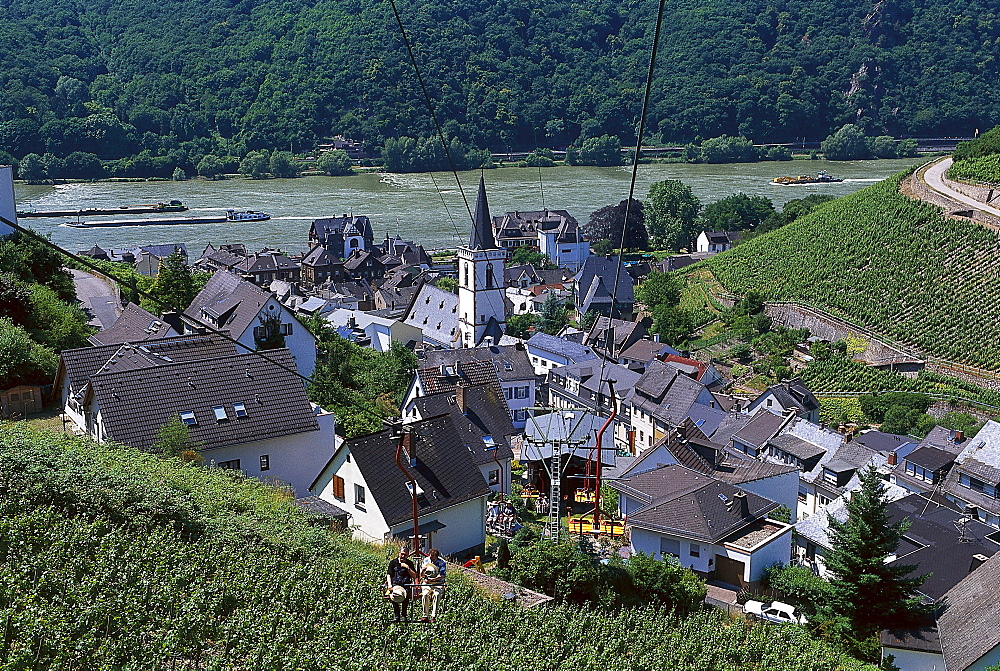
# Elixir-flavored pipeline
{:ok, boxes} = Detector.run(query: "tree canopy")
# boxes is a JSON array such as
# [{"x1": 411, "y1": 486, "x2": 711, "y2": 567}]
[
  {"x1": 586, "y1": 199, "x2": 648, "y2": 251},
  {"x1": 645, "y1": 179, "x2": 702, "y2": 251}
]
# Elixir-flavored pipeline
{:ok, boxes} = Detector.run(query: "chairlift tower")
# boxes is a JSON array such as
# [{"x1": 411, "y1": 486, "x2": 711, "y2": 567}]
[{"x1": 526, "y1": 406, "x2": 591, "y2": 543}]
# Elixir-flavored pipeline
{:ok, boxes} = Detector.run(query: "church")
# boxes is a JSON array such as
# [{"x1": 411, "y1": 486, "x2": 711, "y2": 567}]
[{"x1": 402, "y1": 177, "x2": 507, "y2": 349}]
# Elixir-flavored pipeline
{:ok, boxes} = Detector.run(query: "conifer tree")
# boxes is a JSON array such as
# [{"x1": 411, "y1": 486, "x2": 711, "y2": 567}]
[{"x1": 823, "y1": 465, "x2": 930, "y2": 636}]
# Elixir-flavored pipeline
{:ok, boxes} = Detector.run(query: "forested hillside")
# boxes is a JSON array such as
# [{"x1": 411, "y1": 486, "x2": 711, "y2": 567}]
[
  {"x1": 702, "y1": 172, "x2": 1000, "y2": 370},
  {"x1": 0, "y1": 0, "x2": 997, "y2": 166},
  {"x1": 0, "y1": 423, "x2": 876, "y2": 670}
]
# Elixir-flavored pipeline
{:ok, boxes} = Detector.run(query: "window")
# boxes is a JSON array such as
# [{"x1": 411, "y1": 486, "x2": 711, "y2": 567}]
[
  {"x1": 513, "y1": 409, "x2": 528, "y2": 422},
  {"x1": 819, "y1": 495, "x2": 831, "y2": 506},
  {"x1": 281, "y1": 323, "x2": 293, "y2": 336},
  {"x1": 355, "y1": 484, "x2": 366, "y2": 509},
  {"x1": 213, "y1": 406, "x2": 229, "y2": 422},
  {"x1": 766, "y1": 399, "x2": 773, "y2": 407},
  {"x1": 488, "y1": 469, "x2": 500, "y2": 485},
  {"x1": 218, "y1": 459, "x2": 241, "y2": 470},
  {"x1": 823, "y1": 469, "x2": 838, "y2": 485},
  {"x1": 179, "y1": 410, "x2": 197, "y2": 426},
  {"x1": 689, "y1": 543, "x2": 701, "y2": 558},
  {"x1": 259, "y1": 454, "x2": 270, "y2": 471},
  {"x1": 798, "y1": 490, "x2": 807, "y2": 503},
  {"x1": 333, "y1": 475, "x2": 346, "y2": 500},
  {"x1": 233, "y1": 402, "x2": 248, "y2": 418}
]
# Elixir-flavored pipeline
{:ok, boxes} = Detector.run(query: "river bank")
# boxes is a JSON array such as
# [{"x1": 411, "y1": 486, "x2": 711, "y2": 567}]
[{"x1": 14, "y1": 158, "x2": 923, "y2": 255}]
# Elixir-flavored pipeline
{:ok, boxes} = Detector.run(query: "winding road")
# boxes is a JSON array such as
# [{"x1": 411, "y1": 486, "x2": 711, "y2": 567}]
[
  {"x1": 922, "y1": 157, "x2": 1000, "y2": 220},
  {"x1": 71, "y1": 268, "x2": 121, "y2": 329}
]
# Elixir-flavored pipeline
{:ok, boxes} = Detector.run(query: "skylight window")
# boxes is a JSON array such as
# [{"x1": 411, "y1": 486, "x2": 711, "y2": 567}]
[
  {"x1": 213, "y1": 406, "x2": 229, "y2": 421},
  {"x1": 179, "y1": 411, "x2": 197, "y2": 426},
  {"x1": 233, "y1": 402, "x2": 248, "y2": 418}
]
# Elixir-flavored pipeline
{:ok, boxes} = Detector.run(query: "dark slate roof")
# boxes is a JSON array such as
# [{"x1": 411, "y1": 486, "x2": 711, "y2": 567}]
[
  {"x1": 763, "y1": 379, "x2": 820, "y2": 413},
  {"x1": 584, "y1": 316, "x2": 647, "y2": 351},
  {"x1": 937, "y1": 551, "x2": 1000, "y2": 671},
  {"x1": 141, "y1": 243, "x2": 188, "y2": 258},
  {"x1": 185, "y1": 271, "x2": 273, "y2": 337},
  {"x1": 618, "y1": 339, "x2": 678, "y2": 364},
  {"x1": 57, "y1": 334, "x2": 237, "y2": 397},
  {"x1": 90, "y1": 348, "x2": 318, "y2": 452},
  {"x1": 423, "y1": 345, "x2": 534, "y2": 381},
  {"x1": 853, "y1": 430, "x2": 916, "y2": 455},
  {"x1": 732, "y1": 411, "x2": 787, "y2": 448},
  {"x1": 610, "y1": 464, "x2": 779, "y2": 543},
  {"x1": 469, "y1": 176, "x2": 496, "y2": 250},
  {"x1": 631, "y1": 360, "x2": 714, "y2": 425},
  {"x1": 411, "y1": 384, "x2": 515, "y2": 466},
  {"x1": 337, "y1": 415, "x2": 490, "y2": 527},
  {"x1": 526, "y1": 332, "x2": 598, "y2": 362},
  {"x1": 702, "y1": 230, "x2": 741, "y2": 245},
  {"x1": 905, "y1": 446, "x2": 958, "y2": 472},
  {"x1": 880, "y1": 621, "x2": 942, "y2": 654},
  {"x1": 919, "y1": 425, "x2": 972, "y2": 455},
  {"x1": 402, "y1": 282, "x2": 459, "y2": 347},
  {"x1": 575, "y1": 257, "x2": 634, "y2": 305},
  {"x1": 88, "y1": 303, "x2": 179, "y2": 346},
  {"x1": 769, "y1": 433, "x2": 827, "y2": 461},
  {"x1": 302, "y1": 245, "x2": 339, "y2": 268},
  {"x1": 417, "y1": 359, "x2": 503, "y2": 399},
  {"x1": 295, "y1": 496, "x2": 350, "y2": 520},
  {"x1": 235, "y1": 251, "x2": 297, "y2": 274}
]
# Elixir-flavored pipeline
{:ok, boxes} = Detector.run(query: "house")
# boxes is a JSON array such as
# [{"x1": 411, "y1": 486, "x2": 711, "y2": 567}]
[
  {"x1": 324, "y1": 308, "x2": 421, "y2": 353},
  {"x1": 59, "y1": 341, "x2": 335, "y2": 495},
  {"x1": 546, "y1": 361, "x2": 640, "y2": 453},
  {"x1": 854, "y1": 430, "x2": 919, "y2": 460},
  {"x1": 611, "y1": 464, "x2": 793, "y2": 588},
  {"x1": 1, "y1": 384, "x2": 43, "y2": 418},
  {"x1": 300, "y1": 245, "x2": 347, "y2": 289},
  {"x1": 184, "y1": 271, "x2": 316, "y2": 378},
  {"x1": 525, "y1": 332, "x2": 599, "y2": 375},
  {"x1": 492, "y1": 209, "x2": 591, "y2": 271},
  {"x1": 891, "y1": 426, "x2": 969, "y2": 495},
  {"x1": 310, "y1": 415, "x2": 490, "y2": 557},
  {"x1": 797, "y1": 492, "x2": 996, "y2": 596},
  {"x1": 621, "y1": 419, "x2": 800, "y2": 514},
  {"x1": 731, "y1": 410, "x2": 790, "y2": 458},
  {"x1": 78, "y1": 244, "x2": 110, "y2": 261},
  {"x1": 695, "y1": 230, "x2": 741, "y2": 254},
  {"x1": 617, "y1": 338, "x2": 680, "y2": 371},
  {"x1": 406, "y1": 381, "x2": 515, "y2": 494},
  {"x1": 315, "y1": 280, "x2": 376, "y2": 311},
  {"x1": 377, "y1": 235, "x2": 433, "y2": 268},
  {"x1": 308, "y1": 214, "x2": 374, "y2": 260},
  {"x1": 934, "y1": 551, "x2": 1000, "y2": 671},
  {"x1": 134, "y1": 243, "x2": 188, "y2": 277},
  {"x1": 88, "y1": 303, "x2": 179, "y2": 346},
  {"x1": 746, "y1": 379, "x2": 820, "y2": 424},
  {"x1": 661, "y1": 354, "x2": 724, "y2": 387},
  {"x1": 420, "y1": 345, "x2": 535, "y2": 426},
  {"x1": 573, "y1": 257, "x2": 635, "y2": 319},
  {"x1": 628, "y1": 360, "x2": 727, "y2": 452},
  {"x1": 401, "y1": 281, "x2": 461, "y2": 349},
  {"x1": 344, "y1": 249, "x2": 388, "y2": 283},
  {"x1": 942, "y1": 420, "x2": 1000, "y2": 528},
  {"x1": 583, "y1": 316, "x2": 649, "y2": 358},
  {"x1": 194, "y1": 243, "x2": 247, "y2": 275},
  {"x1": 232, "y1": 250, "x2": 300, "y2": 286}
]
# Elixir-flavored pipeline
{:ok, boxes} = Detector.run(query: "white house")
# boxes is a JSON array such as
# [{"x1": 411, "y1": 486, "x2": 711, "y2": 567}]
[
  {"x1": 695, "y1": 230, "x2": 740, "y2": 254},
  {"x1": 525, "y1": 332, "x2": 599, "y2": 376},
  {"x1": 745, "y1": 379, "x2": 821, "y2": 424},
  {"x1": 324, "y1": 308, "x2": 422, "y2": 352},
  {"x1": 612, "y1": 464, "x2": 793, "y2": 587},
  {"x1": 184, "y1": 271, "x2": 316, "y2": 378},
  {"x1": 55, "y1": 341, "x2": 335, "y2": 495},
  {"x1": 492, "y1": 209, "x2": 591, "y2": 272},
  {"x1": 629, "y1": 360, "x2": 727, "y2": 452},
  {"x1": 310, "y1": 415, "x2": 490, "y2": 557}
]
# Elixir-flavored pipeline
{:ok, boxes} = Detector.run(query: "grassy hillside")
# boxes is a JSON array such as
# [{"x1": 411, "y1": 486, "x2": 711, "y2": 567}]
[
  {"x1": 0, "y1": 423, "x2": 874, "y2": 670},
  {"x1": 0, "y1": 0, "x2": 998, "y2": 166},
  {"x1": 702, "y1": 172, "x2": 1000, "y2": 370}
]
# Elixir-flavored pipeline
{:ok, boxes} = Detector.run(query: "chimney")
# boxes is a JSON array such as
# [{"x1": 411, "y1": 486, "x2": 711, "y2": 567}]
[
  {"x1": 403, "y1": 425, "x2": 416, "y2": 467},
  {"x1": 653, "y1": 333, "x2": 660, "y2": 343},
  {"x1": 971, "y1": 553, "x2": 989, "y2": 573},
  {"x1": 456, "y1": 382, "x2": 467, "y2": 414},
  {"x1": 887, "y1": 451, "x2": 898, "y2": 466},
  {"x1": 733, "y1": 491, "x2": 749, "y2": 517},
  {"x1": 160, "y1": 311, "x2": 184, "y2": 334},
  {"x1": 955, "y1": 430, "x2": 965, "y2": 443}
]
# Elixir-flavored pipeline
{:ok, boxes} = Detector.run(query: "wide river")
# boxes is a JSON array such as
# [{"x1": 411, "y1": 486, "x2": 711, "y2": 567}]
[{"x1": 14, "y1": 158, "x2": 923, "y2": 254}]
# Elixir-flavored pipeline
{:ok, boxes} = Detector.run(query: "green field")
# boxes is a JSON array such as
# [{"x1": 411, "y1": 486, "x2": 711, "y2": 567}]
[
  {"x1": 700, "y1": 173, "x2": 1000, "y2": 370},
  {"x1": 947, "y1": 155, "x2": 1000, "y2": 185},
  {"x1": 0, "y1": 423, "x2": 874, "y2": 670}
]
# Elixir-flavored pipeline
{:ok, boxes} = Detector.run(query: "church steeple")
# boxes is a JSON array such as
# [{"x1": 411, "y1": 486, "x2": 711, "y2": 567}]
[{"x1": 469, "y1": 176, "x2": 495, "y2": 250}]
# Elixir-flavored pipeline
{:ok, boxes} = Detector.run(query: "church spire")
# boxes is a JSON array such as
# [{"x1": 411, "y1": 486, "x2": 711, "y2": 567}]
[{"x1": 469, "y1": 176, "x2": 495, "y2": 250}]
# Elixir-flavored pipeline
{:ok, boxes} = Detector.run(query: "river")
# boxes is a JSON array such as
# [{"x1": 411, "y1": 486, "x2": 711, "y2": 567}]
[{"x1": 13, "y1": 158, "x2": 923, "y2": 255}]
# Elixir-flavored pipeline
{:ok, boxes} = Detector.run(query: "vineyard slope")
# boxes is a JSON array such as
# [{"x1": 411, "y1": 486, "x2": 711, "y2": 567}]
[
  {"x1": 0, "y1": 423, "x2": 874, "y2": 670},
  {"x1": 702, "y1": 173, "x2": 1000, "y2": 370}
]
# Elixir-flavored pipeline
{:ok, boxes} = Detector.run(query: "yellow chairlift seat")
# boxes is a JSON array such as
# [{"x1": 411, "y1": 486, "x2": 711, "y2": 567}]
[{"x1": 574, "y1": 488, "x2": 596, "y2": 503}]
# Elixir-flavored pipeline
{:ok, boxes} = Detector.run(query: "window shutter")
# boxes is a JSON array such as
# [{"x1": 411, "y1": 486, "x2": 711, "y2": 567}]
[{"x1": 333, "y1": 475, "x2": 345, "y2": 499}]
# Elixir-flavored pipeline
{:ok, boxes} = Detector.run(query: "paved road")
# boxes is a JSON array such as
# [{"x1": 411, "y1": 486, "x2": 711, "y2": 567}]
[
  {"x1": 922, "y1": 157, "x2": 1000, "y2": 219},
  {"x1": 71, "y1": 268, "x2": 121, "y2": 329}
]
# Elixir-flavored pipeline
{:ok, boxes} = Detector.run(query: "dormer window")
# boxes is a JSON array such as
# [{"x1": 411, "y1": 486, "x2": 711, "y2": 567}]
[{"x1": 179, "y1": 410, "x2": 197, "y2": 426}]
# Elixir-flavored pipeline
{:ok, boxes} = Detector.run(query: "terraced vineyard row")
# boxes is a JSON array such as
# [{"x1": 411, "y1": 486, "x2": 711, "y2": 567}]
[
  {"x1": 947, "y1": 155, "x2": 1000, "y2": 184},
  {"x1": 703, "y1": 173, "x2": 1000, "y2": 370}
]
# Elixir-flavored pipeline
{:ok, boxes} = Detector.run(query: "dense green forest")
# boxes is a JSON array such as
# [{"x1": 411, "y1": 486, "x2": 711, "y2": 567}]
[
  {"x1": 0, "y1": 0, "x2": 997, "y2": 173},
  {"x1": 0, "y1": 423, "x2": 877, "y2": 669},
  {"x1": 699, "y1": 171, "x2": 1000, "y2": 370}
]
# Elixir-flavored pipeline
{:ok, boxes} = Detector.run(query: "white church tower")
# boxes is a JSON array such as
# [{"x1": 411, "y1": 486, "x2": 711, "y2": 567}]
[
  {"x1": 458, "y1": 177, "x2": 506, "y2": 347},
  {"x1": 0, "y1": 165, "x2": 17, "y2": 237}
]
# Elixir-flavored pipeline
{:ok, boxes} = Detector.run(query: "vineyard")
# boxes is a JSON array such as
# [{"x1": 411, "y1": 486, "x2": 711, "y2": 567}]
[
  {"x1": 947, "y1": 155, "x2": 1000, "y2": 185},
  {"x1": 0, "y1": 424, "x2": 875, "y2": 670},
  {"x1": 701, "y1": 172, "x2": 1000, "y2": 370}
]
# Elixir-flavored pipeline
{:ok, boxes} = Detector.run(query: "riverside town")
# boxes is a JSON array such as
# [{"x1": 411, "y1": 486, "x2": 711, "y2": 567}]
[{"x1": 1, "y1": 0, "x2": 1000, "y2": 668}]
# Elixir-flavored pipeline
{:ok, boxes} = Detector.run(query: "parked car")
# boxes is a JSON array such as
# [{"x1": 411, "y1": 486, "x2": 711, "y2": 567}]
[{"x1": 743, "y1": 600, "x2": 808, "y2": 625}]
